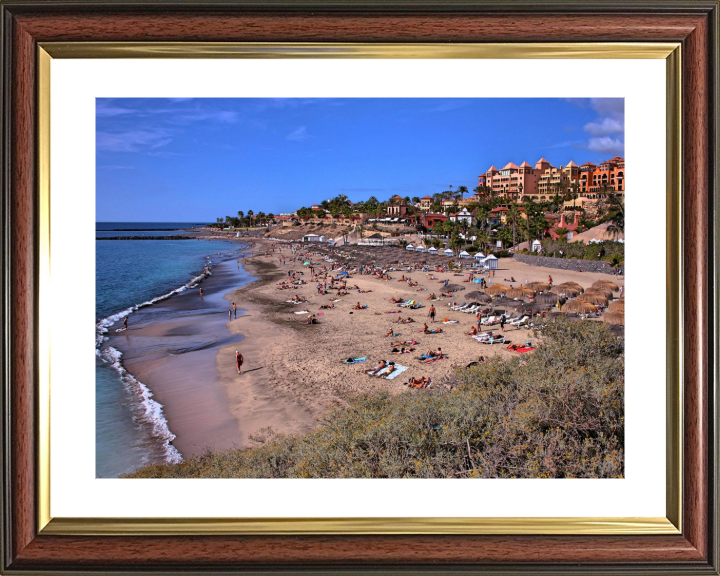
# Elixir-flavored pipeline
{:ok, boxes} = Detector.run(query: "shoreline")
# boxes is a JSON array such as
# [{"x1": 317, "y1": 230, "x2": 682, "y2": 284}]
[{"x1": 103, "y1": 242, "x2": 251, "y2": 463}]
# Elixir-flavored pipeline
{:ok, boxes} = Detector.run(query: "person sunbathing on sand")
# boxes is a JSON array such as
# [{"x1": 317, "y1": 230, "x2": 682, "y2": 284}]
[
  {"x1": 427, "y1": 293, "x2": 437, "y2": 300},
  {"x1": 466, "y1": 325, "x2": 478, "y2": 336},
  {"x1": 419, "y1": 323, "x2": 428, "y2": 333},
  {"x1": 424, "y1": 326, "x2": 443, "y2": 334},
  {"x1": 394, "y1": 317, "x2": 414, "y2": 324},
  {"x1": 377, "y1": 362, "x2": 396, "y2": 378},
  {"x1": 390, "y1": 297, "x2": 404, "y2": 303},
  {"x1": 353, "y1": 302, "x2": 366, "y2": 310},
  {"x1": 407, "y1": 376, "x2": 431, "y2": 388},
  {"x1": 364, "y1": 360, "x2": 387, "y2": 375},
  {"x1": 385, "y1": 328, "x2": 395, "y2": 337},
  {"x1": 391, "y1": 340, "x2": 418, "y2": 346}
]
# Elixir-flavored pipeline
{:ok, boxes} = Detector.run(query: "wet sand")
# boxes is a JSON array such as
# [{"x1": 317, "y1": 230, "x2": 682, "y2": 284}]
[{"x1": 108, "y1": 249, "x2": 250, "y2": 458}]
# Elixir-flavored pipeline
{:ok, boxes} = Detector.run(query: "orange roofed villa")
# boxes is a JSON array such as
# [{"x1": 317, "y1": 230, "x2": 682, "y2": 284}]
[{"x1": 478, "y1": 156, "x2": 625, "y2": 202}]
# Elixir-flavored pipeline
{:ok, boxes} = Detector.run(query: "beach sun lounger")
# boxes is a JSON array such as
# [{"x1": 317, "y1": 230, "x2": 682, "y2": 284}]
[
  {"x1": 473, "y1": 333, "x2": 491, "y2": 342},
  {"x1": 482, "y1": 336, "x2": 506, "y2": 345},
  {"x1": 510, "y1": 315, "x2": 530, "y2": 326},
  {"x1": 480, "y1": 316, "x2": 496, "y2": 325}
]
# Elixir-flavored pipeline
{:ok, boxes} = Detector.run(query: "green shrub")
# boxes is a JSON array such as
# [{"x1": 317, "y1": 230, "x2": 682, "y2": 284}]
[{"x1": 127, "y1": 320, "x2": 623, "y2": 480}]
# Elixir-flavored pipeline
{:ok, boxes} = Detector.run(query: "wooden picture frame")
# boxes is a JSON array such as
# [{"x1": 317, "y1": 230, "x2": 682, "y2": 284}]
[{"x1": 1, "y1": 1, "x2": 718, "y2": 573}]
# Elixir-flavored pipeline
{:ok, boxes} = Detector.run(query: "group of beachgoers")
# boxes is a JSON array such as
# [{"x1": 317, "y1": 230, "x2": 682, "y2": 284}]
[{"x1": 228, "y1": 240, "x2": 624, "y2": 399}]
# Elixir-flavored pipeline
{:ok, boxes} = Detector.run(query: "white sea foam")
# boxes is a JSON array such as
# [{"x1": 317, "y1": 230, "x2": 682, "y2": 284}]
[
  {"x1": 95, "y1": 268, "x2": 213, "y2": 464},
  {"x1": 101, "y1": 346, "x2": 182, "y2": 464}
]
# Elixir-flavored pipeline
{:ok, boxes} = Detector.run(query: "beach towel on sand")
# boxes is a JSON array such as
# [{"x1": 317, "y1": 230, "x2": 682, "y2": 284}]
[
  {"x1": 382, "y1": 365, "x2": 409, "y2": 380},
  {"x1": 344, "y1": 357, "x2": 367, "y2": 364},
  {"x1": 294, "y1": 310, "x2": 310, "y2": 315}
]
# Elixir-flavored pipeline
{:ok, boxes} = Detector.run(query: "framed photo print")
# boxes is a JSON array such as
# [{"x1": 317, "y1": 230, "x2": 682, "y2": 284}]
[{"x1": 1, "y1": 1, "x2": 717, "y2": 574}]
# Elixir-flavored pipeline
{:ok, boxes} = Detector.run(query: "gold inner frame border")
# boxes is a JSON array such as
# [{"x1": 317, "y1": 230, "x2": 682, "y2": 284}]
[{"x1": 36, "y1": 41, "x2": 682, "y2": 536}]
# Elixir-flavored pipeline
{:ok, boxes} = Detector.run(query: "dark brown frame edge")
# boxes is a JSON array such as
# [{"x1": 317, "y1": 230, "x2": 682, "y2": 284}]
[{"x1": 0, "y1": 1, "x2": 717, "y2": 574}]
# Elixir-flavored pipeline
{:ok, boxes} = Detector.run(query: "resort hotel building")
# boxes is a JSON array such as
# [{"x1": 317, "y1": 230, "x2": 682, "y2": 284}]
[{"x1": 478, "y1": 156, "x2": 625, "y2": 202}]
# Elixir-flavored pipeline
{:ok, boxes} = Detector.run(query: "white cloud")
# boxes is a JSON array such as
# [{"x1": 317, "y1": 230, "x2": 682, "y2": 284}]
[
  {"x1": 584, "y1": 136, "x2": 624, "y2": 155},
  {"x1": 97, "y1": 129, "x2": 174, "y2": 153},
  {"x1": 583, "y1": 117, "x2": 624, "y2": 137},
  {"x1": 96, "y1": 105, "x2": 136, "y2": 117},
  {"x1": 588, "y1": 98, "x2": 624, "y2": 119},
  {"x1": 286, "y1": 126, "x2": 309, "y2": 141}
]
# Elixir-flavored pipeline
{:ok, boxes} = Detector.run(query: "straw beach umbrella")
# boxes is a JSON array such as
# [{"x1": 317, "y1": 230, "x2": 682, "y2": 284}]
[
  {"x1": 578, "y1": 293, "x2": 609, "y2": 307},
  {"x1": 506, "y1": 287, "x2": 535, "y2": 300},
  {"x1": 535, "y1": 292, "x2": 564, "y2": 306},
  {"x1": 465, "y1": 291, "x2": 492, "y2": 303},
  {"x1": 445, "y1": 284, "x2": 465, "y2": 293},
  {"x1": 561, "y1": 281, "x2": 584, "y2": 290},
  {"x1": 527, "y1": 281, "x2": 551, "y2": 292},
  {"x1": 584, "y1": 287, "x2": 614, "y2": 300},
  {"x1": 607, "y1": 299, "x2": 625, "y2": 312},
  {"x1": 484, "y1": 284, "x2": 509, "y2": 296},
  {"x1": 492, "y1": 296, "x2": 521, "y2": 309},
  {"x1": 593, "y1": 279, "x2": 619, "y2": 291},
  {"x1": 562, "y1": 300, "x2": 597, "y2": 315},
  {"x1": 603, "y1": 310, "x2": 625, "y2": 325},
  {"x1": 551, "y1": 285, "x2": 582, "y2": 298}
]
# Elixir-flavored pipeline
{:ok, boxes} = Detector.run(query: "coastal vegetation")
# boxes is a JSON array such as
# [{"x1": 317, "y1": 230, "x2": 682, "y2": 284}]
[{"x1": 127, "y1": 319, "x2": 624, "y2": 479}]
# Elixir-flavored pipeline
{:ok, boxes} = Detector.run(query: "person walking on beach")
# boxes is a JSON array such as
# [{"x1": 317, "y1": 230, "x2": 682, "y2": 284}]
[
  {"x1": 123, "y1": 317, "x2": 128, "y2": 330},
  {"x1": 500, "y1": 314, "x2": 506, "y2": 333},
  {"x1": 199, "y1": 287, "x2": 204, "y2": 297},
  {"x1": 228, "y1": 309, "x2": 232, "y2": 321},
  {"x1": 232, "y1": 302, "x2": 237, "y2": 319},
  {"x1": 235, "y1": 350, "x2": 244, "y2": 374},
  {"x1": 428, "y1": 305, "x2": 436, "y2": 323}
]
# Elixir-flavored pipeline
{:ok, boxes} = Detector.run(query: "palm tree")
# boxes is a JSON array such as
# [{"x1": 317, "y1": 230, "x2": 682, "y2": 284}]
[
  {"x1": 570, "y1": 182, "x2": 580, "y2": 209},
  {"x1": 449, "y1": 232, "x2": 463, "y2": 256},
  {"x1": 553, "y1": 226, "x2": 570, "y2": 240},
  {"x1": 475, "y1": 205, "x2": 489, "y2": 231},
  {"x1": 237, "y1": 210, "x2": 244, "y2": 222},
  {"x1": 357, "y1": 224, "x2": 364, "y2": 240},
  {"x1": 476, "y1": 230, "x2": 490, "y2": 254},
  {"x1": 247, "y1": 209, "x2": 254, "y2": 227},
  {"x1": 552, "y1": 180, "x2": 565, "y2": 208},
  {"x1": 506, "y1": 203, "x2": 521, "y2": 249},
  {"x1": 456, "y1": 185, "x2": 468, "y2": 200}
]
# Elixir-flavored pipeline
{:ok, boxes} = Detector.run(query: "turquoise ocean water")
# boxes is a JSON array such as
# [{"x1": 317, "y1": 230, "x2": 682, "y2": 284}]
[{"x1": 95, "y1": 222, "x2": 244, "y2": 477}]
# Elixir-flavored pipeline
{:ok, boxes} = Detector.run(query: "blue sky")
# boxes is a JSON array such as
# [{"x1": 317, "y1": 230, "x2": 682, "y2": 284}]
[{"x1": 96, "y1": 98, "x2": 624, "y2": 222}]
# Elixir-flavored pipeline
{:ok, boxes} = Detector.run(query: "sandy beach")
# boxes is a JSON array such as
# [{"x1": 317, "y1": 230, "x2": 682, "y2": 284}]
[{"x1": 209, "y1": 239, "x2": 625, "y2": 453}]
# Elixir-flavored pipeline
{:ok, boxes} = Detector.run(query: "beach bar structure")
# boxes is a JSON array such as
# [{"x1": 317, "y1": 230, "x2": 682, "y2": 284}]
[
  {"x1": 443, "y1": 248, "x2": 454, "y2": 256},
  {"x1": 428, "y1": 246, "x2": 438, "y2": 254},
  {"x1": 482, "y1": 254, "x2": 499, "y2": 270},
  {"x1": 406, "y1": 244, "x2": 414, "y2": 250},
  {"x1": 532, "y1": 239, "x2": 542, "y2": 252},
  {"x1": 459, "y1": 250, "x2": 471, "y2": 259},
  {"x1": 302, "y1": 233, "x2": 325, "y2": 242},
  {"x1": 416, "y1": 245, "x2": 426, "y2": 252},
  {"x1": 474, "y1": 252, "x2": 486, "y2": 260}
]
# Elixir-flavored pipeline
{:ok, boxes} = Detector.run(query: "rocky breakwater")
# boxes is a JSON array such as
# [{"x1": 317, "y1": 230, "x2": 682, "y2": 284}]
[{"x1": 97, "y1": 235, "x2": 196, "y2": 240}]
